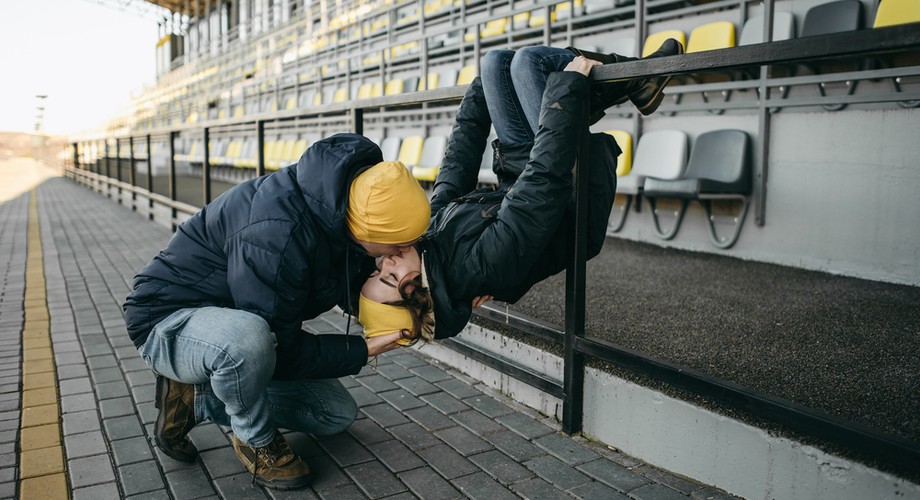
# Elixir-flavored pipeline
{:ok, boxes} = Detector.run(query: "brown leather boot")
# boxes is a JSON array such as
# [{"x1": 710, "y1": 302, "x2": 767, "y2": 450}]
[
  {"x1": 232, "y1": 432, "x2": 312, "y2": 490},
  {"x1": 568, "y1": 38, "x2": 685, "y2": 117},
  {"x1": 154, "y1": 375, "x2": 199, "y2": 462}
]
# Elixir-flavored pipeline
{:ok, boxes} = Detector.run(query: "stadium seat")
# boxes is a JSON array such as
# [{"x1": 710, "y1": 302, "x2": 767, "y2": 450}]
[
  {"x1": 397, "y1": 135, "x2": 425, "y2": 169},
  {"x1": 874, "y1": 0, "x2": 920, "y2": 27},
  {"x1": 529, "y1": 9, "x2": 555, "y2": 27},
  {"x1": 333, "y1": 87, "x2": 350, "y2": 103},
  {"x1": 298, "y1": 90, "x2": 316, "y2": 109},
  {"x1": 419, "y1": 72, "x2": 439, "y2": 91},
  {"x1": 739, "y1": 12, "x2": 796, "y2": 45},
  {"x1": 642, "y1": 30, "x2": 687, "y2": 58},
  {"x1": 599, "y1": 37, "x2": 638, "y2": 59},
  {"x1": 555, "y1": 0, "x2": 584, "y2": 20},
  {"x1": 412, "y1": 135, "x2": 447, "y2": 182},
  {"x1": 609, "y1": 129, "x2": 688, "y2": 233},
  {"x1": 643, "y1": 130, "x2": 751, "y2": 248},
  {"x1": 385, "y1": 79, "x2": 405, "y2": 96},
  {"x1": 439, "y1": 68, "x2": 458, "y2": 87},
  {"x1": 513, "y1": 13, "x2": 531, "y2": 31},
  {"x1": 801, "y1": 0, "x2": 864, "y2": 110},
  {"x1": 603, "y1": 130, "x2": 632, "y2": 176},
  {"x1": 357, "y1": 83, "x2": 374, "y2": 100},
  {"x1": 686, "y1": 21, "x2": 736, "y2": 53},
  {"x1": 585, "y1": 0, "x2": 615, "y2": 15},
  {"x1": 232, "y1": 105, "x2": 245, "y2": 118},
  {"x1": 403, "y1": 77, "x2": 420, "y2": 94},
  {"x1": 457, "y1": 65, "x2": 477, "y2": 85},
  {"x1": 465, "y1": 18, "x2": 509, "y2": 42},
  {"x1": 380, "y1": 137, "x2": 402, "y2": 162}
]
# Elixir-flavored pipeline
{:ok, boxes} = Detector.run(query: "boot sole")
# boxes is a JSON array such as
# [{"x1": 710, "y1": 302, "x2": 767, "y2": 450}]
[
  {"x1": 154, "y1": 376, "x2": 198, "y2": 463},
  {"x1": 634, "y1": 75, "x2": 673, "y2": 116},
  {"x1": 254, "y1": 474, "x2": 313, "y2": 490}
]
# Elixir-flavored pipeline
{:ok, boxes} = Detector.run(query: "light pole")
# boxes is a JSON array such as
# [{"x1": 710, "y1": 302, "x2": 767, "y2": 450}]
[{"x1": 33, "y1": 95, "x2": 48, "y2": 162}]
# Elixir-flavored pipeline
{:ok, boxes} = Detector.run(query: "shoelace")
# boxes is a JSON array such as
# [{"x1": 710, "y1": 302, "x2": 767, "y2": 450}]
[{"x1": 249, "y1": 437, "x2": 293, "y2": 486}]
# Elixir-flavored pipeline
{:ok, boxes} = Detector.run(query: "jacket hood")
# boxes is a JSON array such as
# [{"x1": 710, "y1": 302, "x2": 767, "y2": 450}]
[{"x1": 292, "y1": 133, "x2": 383, "y2": 237}]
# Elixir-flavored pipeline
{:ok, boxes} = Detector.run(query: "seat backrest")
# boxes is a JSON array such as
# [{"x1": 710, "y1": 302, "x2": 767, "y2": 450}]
[
  {"x1": 385, "y1": 79, "x2": 404, "y2": 96},
  {"x1": 380, "y1": 137, "x2": 402, "y2": 161},
  {"x1": 397, "y1": 135, "x2": 425, "y2": 167},
  {"x1": 874, "y1": 0, "x2": 920, "y2": 28},
  {"x1": 357, "y1": 83, "x2": 374, "y2": 100},
  {"x1": 419, "y1": 135, "x2": 447, "y2": 167},
  {"x1": 684, "y1": 129, "x2": 751, "y2": 193},
  {"x1": 643, "y1": 30, "x2": 687, "y2": 57},
  {"x1": 603, "y1": 130, "x2": 633, "y2": 176},
  {"x1": 600, "y1": 37, "x2": 638, "y2": 58},
  {"x1": 739, "y1": 12, "x2": 796, "y2": 45},
  {"x1": 403, "y1": 77, "x2": 420, "y2": 94},
  {"x1": 419, "y1": 72, "x2": 439, "y2": 91},
  {"x1": 370, "y1": 82, "x2": 384, "y2": 97},
  {"x1": 801, "y1": 0, "x2": 864, "y2": 37},
  {"x1": 439, "y1": 68, "x2": 458, "y2": 87},
  {"x1": 687, "y1": 21, "x2": 736, "y2": 53},
  {"x1": 457, "y1": 65, "x2": 477, "y2": 85},
  {"x1": 631, "y1": 129, "x2": 689, "y2": 180},
  {"x1": 333, "y1": 87, "x2": 349, "y2": 103}
]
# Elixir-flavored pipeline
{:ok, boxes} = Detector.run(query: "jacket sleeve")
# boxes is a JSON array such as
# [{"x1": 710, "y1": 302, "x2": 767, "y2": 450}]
[
  {"x1": 226, "y1": 220, "x2": 368, "y2": 380},
  {"x1": 429, "y1": 77, "x2": 493, "y2": 214},
  {"x1": 465, "y1": 72, "x2": 589, "y2": 290}
]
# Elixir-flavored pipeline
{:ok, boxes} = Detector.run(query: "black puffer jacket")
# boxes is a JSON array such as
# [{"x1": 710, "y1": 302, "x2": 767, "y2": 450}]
[
  {"x1": 123, "y1": 134, "x2": 378, "y2": 380},
  {"x1": 422, "y1": 73, "x2": 620, "y2": 339}
]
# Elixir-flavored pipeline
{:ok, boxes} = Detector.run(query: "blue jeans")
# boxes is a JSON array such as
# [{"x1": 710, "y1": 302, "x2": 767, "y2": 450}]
[
  {"x1": 138, "y1": 307, "x2": 358, "y2": 447},
  {"x1": 480, "y1": 46, "x2": 575, "y2": 144}
]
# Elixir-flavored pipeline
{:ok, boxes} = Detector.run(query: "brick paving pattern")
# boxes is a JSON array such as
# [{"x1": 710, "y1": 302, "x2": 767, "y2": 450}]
[{"x1": 0, "y1": 173, "x2": 738, "y2": 499}]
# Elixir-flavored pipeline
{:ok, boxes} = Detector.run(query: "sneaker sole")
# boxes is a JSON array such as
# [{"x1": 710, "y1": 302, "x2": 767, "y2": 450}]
[
  {"x1": 154, "y1": 376, "x2": 198, "y2": 463},
  {"x1": 255, "y1": 474, "x2": 313, "y2": 491}
]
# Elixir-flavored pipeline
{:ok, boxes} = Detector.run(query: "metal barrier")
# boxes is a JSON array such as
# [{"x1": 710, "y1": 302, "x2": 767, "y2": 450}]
[{"x1": 66, "y1": 22, "x2": 920, "y2": 478}]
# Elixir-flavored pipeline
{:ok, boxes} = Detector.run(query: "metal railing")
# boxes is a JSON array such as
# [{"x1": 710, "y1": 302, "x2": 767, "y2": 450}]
[{"x1": 66, "y1": 22, "x2": 920, "y2": 480}]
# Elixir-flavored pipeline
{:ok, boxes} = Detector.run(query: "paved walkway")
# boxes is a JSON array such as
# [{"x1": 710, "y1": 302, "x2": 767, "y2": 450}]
[{"x1": 0, "y1": 160, "x2": 736, "y2": 499}]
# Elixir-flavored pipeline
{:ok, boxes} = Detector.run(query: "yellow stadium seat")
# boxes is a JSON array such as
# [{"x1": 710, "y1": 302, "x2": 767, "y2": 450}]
[
  {"x1": 284, "y1": 97, "x2": 297, "y2": 110},
  {"x1": 333, "y1": 87, "x2": 350, "y2": 103},
  {"x1": 217, "y1": 109, "x2": 227, "y2": 120},
  {"x1": 603, "y1": 130, "x2": 633, "y2": 177},
  {"x1": 370, "y1": 82, "x2": 384, "y2": 97},
  {"x1": 357, "y1": 83, "x2": 374, "y2": 100},
  {"x1": 313, "y1": 92, "x2": 323, "y2": 106},
  {"x1": 555, "y1": 0, "x2": 583, "y2": 20},
  {"x1": 419, "y1": 72, "x2": 439, "y2": 91},
  {"x1": 396, "y1": 135, "x2": 424, "y2": 169},
  {"x1": 643, "y1": 30, "x2": 687, "y2": 58},
  {"x1": 874, "y1": 0, "x2": 920, "y2": 27},
  {"x1": 457, "y1": 64, "x2": 477, "y2": 85},
  {"x1": 385, "y1": 79, "x2": 404, "y2": 96},
  {"x1": 513, "y1": 13, "x2": 531, "y2": 30},
  {"x1": 464, "y1": 18, "x2": 509, "y2": 42},
  {"x1": 686, "y1": 21, "x2": 736, "y2": 53},
  {"x1": 233, "y1": 105, "x2": 244, "y2": 118}
]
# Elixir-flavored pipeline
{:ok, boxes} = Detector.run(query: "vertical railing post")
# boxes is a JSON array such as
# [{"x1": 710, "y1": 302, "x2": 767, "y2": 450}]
[
  {"x1": 129, "y1": 136, "x2": 137, "y2": 211},
  {"x1": 104, "y1": 140, "x2": 112, "y2": 197},
  {"x1": 168, "y1": 130, "x2": 178, "y2": 231},
  {"x1": 562, "y1": 93, "x2": 591, "y2": 435},
  {"x1": 146, "y1": 134, "x2": 153, "y2": 220},
  {"x1": 755, "y1": 0, "x2": 775, "y2": 226},
  {"x1": 256, "y1": 120, "x2": 266, "y2": 177},
  {"x1": 72, "y1": 142, "x2": 79, "y2": 174},
  {"x1": 203, "y1": 127, "x2": 212, "y2": 205},
  {"x1": 352, "y1": 108, "x2": 364, "y2": 136}
]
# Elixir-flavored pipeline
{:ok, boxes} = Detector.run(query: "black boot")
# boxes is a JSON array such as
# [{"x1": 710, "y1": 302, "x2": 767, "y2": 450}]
[{"x1": 567, "y1": 38, "x2": 684, "y2": 117}]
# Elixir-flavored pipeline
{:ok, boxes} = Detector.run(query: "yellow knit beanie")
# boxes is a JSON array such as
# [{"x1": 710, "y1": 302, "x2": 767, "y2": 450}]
[
  {"x1": 359, "y1": 294, "x2": 415, "y2": 346},
  {"x1": 347, "y1": 161, "x2": 430, "y2": 244}
]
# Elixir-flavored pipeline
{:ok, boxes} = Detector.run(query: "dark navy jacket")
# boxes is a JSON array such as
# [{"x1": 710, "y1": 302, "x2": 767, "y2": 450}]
[
  {"x1": 123, "y1": 134, "x2": 379, "y2": 380},
  {"x1": 422, "y1": 72, "x2": 620, "y2": 339}
]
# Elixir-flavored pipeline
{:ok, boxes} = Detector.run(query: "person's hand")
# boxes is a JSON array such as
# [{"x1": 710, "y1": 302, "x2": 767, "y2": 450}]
[
  {"x1": 366, "y1": 331, "x2": 404, "y2": 357},
  {"x1": 472, "y1": 295, "x2": 493, "y2": 308},
  {"x1": 564, "y1": 56, "x2": 601, "y2": 77}
]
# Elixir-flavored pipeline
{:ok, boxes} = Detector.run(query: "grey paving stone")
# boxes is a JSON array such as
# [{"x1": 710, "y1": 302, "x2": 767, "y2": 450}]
[
  {"x1": 452, "y1": 472, "x2": 519, "y2": 500},
  {"x1": 0, "y1": 466, "x2": 15, "y2": 482},
  {"x1": 120, "y1": 357, "x2": 150, "y2": 373},
  {"x1": 212, "y1": 472, "x2": 268, "y2": 499},
  {"x1": 0, "y1": 430, "x2": 16, "y2": 444},
  {"x1": 316, "y1": 484, "x2": 366, "y2": 499},
  {"x1": 82, "y1": 342, "x2": 114, "y2": 357},
  {"x1": 132, "y1": 382, "x2": 156, "y2": 403},
  {"x1": 346, "y1": 460, "x2": 407, "y2": 498},
  {"x1": 629, "y1": 483, "x2": 690, "y2": 500},
  {"x1": 0, "y1": 419, "x2": 16, "y2": 433},
  {"x1": 72, "y1": 482, "x2": 122, "y2": 500},
  {"x1": 535, "y1": 433, "x2": 600, "y2": 465},
  {"x1": 416, "y1": 443, "x2": 478, "y2": 480},
  {"x1": 398, "y1": 466, "x2": 462, "y2": 499},
  {"x1": 409, "y1": 364, "x2": 452, "y2": 383},
  {"x1": 69, "y1": 454, "x2": 117, "y2": 488},
  {"x1": 104, "y1": 414, "x2": 145, "y2": 440},
  {"x1": 635, "y1": 465, "x2": 705, "y2": 496},
  {"x1": 378, "y1": 389, "x2": 425, "y2": 411},
  {"x1": 90, "y1": 366, "x2": 124, "y2": 384},
  {"x1": 366, "y1": 439, "x2": 426, "y2": 473},
  {"x1": 64, "y1": 430, "x2": 108, "y2": 458},
  {"x1": 347, "y1": 385, "x2": 383, "y2": 408},
  {"x1": 115, "y1": 345, "x2": 141, "y2": 360},
  {"x1": 63, "y1": 409, "x2": 102, "y2": 435},
  {"x1": 340, "y1": 376, "x2": 360, "y2": 389},
  {"x1": 510, "y1": 477, "x2": 569, "y2": 500},
  {"x1": 572, "y1": 480, "x2": 631, "y2": 499},
  {"x1": 100, "y1": 397, "x2": 136, "y2": 419},
  {"x1": 60, "y1": 377, "x2": 93, "y2": 396},
  {"x1": 374, "y1": 363, "x2": 413, "y2": 381},
  {"x1": 347, "y1": 417, "x2": 392, "y2": 446},
  {"x1": 387, "y1": 353, "x2": 427, "y2": 369},
  {"x1": 0, "y1": 400, "x2": 17, "y2": 414},
  {"x1": 469, "y1": 449, "x2": 535, "y2": 484},
  {"x1": 577, "y1": 458, "x2": 650, "y2": 493},
  {"x1": 420, "y1": 392, "x2": 470, "y2": 415},
  {"x1": 54, "y1": 340, "x2": 83, "y2": 353},
  {"x1": 525, "y1": 454, "x2": 592, "y2": 490},
  {"x1": 125, "y1": 490, "x2": 171, "y2": 500},
  {"x1": 285, "y1": 432, "x2": 326, "y2": 459},
  {"x1": 57, "y1": 363, "x2": 89, "y2": 380},
  {"x1": 54, "y1": 351, "x2": 87, "y2": 366},
  {"x1": 0, "y1": 450, "x2": 15, "y2": 469},
  {"x1": 320, "y1": 433, "x2": 375, "y2": 467},
  {"x1": 362, "y1": 403, "x2": 410, "y2": 428},
  {"x1": 152, "y1": 447, "x2": 202, "y2": 474},
  {"x1": 61, "y1": 393, "x2": 98, "y2": 414},
  {"x1": 452, "y1": 409, "x2": 505, "y2": 435},
  {"x1": 266, "y1": 485, "x2": 320, "y2": 499},
  {"x1": 483, "y1": 430, "x2": 545, "y2": 462},
  {"x1": 200, "y1": 445, "x2": 248, "y2": 479},
  {"x1": 497, "y1": 412, "x2": 556, "y2": 439},
  {"x1": 394, "y1": 376, "x2": 440, "y2": 397},
  {"x1": 357, "y1": 374, "x2": 399, "y2": 393},
  {"x1": 463, "y1": 394, "x2": 515, "y2": 418},
  {"x1": 96, "y1": 380, "x2": 131, "y2": 400},
  {"x1": 127, "y1": 369, "x2": 156, "y2": 388},
  {"x1": 0, "y1": 480, "x2": 12, "y2": 498},
  {"x1": 405, "y1": 405, "x2": 455, "y2": 432},
  {"x1": 690, "y1": 487, "x2": 743, "y2": 500},
  {"x1": 435, "y1": 426, "x2": 494, "y2": 457},
  {"x1": 119, "y1": 460, "x2": 166, "y2": 496},
  {"x1": 111, "y1": 435, "x2": 155, "y2": 466},
  {"x1": 86, "y1": 354, "x2": 118, "y2": 370},
  {"x1": 188, "y1": 422, "x2": 232, "y2": 452},
  {"x1": 309, "y1": 456, "x2": 353, "y2": 492},
  {"x1": 137, "y1": 401, "x2": 158, "y2": 425},
  {"x1": 435, "y1": 379, "x2": 481, "y2": 399},
  {"x1": 165, "y1": 467, "x2": 219, "y2": 499},
  {"x1": 388, "y1": 422, "x2": 442, "y2": 451}
]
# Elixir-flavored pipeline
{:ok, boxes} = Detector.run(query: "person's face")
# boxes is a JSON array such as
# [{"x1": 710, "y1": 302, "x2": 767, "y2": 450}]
[
  {"x1": 354, "y1": 238, "x2": 418, "y2": 258},
  {"x1": 361, "y1": 247, "x2": 422, "y2": 303}
]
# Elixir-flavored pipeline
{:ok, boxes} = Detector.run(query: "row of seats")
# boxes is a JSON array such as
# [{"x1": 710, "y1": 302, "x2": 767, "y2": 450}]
[{"x1": 608, "y1": 128, "x2": 752, "y2": 249}]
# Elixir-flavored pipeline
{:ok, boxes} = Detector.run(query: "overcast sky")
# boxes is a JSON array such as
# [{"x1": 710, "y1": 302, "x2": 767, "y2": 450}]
[{"x1": 0, "y1": 0, "x2": 158, "y2": 135}]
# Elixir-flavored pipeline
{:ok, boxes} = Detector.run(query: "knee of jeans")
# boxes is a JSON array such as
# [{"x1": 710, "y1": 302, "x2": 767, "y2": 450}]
[
  {"x1": 481, "y1": 49, "x2": 514, "y2": 75},
  {"x1": 223, "y1": 311, "x2": 276, "y2": 373},
  {"x1": 323, "y1": 396, "x2": 358, "y2": 435},
  {"x1": 510, "y1": 46, "x2": 545, "y2": 75}
]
